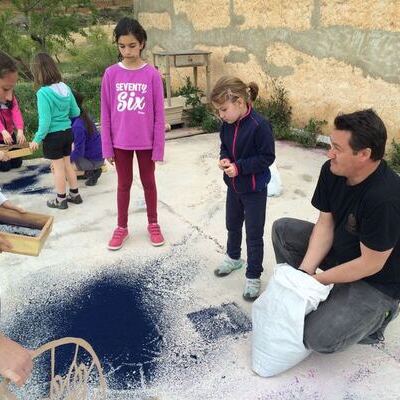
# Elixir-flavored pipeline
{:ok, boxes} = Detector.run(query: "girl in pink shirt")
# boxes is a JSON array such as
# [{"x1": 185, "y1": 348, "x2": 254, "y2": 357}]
[
  {"x1": 101, "y1": 17, "x2": 166, "y2": 250},
  {"x1": 0, "y1": 51, "x2": 27, "y2": 171}
]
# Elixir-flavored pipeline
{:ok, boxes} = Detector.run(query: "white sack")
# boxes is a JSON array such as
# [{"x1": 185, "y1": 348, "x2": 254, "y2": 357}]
[
  {"x1": 252, "y1": 263, "x2": 332, "y2": 377},
  {"x1": 267, "y1": 162, "x2": 282, "y2": 197}
]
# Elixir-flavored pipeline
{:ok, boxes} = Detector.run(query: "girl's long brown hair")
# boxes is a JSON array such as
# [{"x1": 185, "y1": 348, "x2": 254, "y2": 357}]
[
  {"x1": 31, "y1": 52, "x2": 61, "y2": 87},
  {"x1": 72, "y1": 90, "x2": 96, "y2": 135}
]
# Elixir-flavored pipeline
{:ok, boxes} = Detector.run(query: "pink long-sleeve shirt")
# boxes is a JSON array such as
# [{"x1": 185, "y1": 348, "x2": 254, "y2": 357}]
[
  {"x1": 0, "y1": 96, "x2": 24, "y2": 136},
  {"x1": 100, "y1": 63, "x2": 165, "y2": 161}
]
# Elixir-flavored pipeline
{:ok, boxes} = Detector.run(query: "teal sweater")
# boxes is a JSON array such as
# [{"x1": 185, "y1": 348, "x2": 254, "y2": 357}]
[{"x1": 33, "y1": 83, "x2": 80, "y2": 143}]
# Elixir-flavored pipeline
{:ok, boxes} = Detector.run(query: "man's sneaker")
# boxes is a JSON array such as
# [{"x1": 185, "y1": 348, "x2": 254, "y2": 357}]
[
  {"x1": 47, "y1": 198, "x2": 68, "y2": 209},
  {"x1": 243, "y1": 278, "x2": 261, "y2": 301},
  {"x1": 359, "y1": 306, "x2": 400, "y2": 345},
  {"x1": 214, "y1": 255, "x2": 245, "y2": 277},
  {"x1": 67, "y1": 193, "x2": 83, "y2": 204},
  {"x1": 147, "y1": 223, "x2": 165, "y2": 246},
  {"x1": 85, "y1": 168, "x2": 102, "y2": 186},
  {"x1": 108, "y1": 227, "x2": 129, "y2": 250}
]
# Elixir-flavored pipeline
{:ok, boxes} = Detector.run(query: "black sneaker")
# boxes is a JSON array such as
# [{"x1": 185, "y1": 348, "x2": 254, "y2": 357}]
[
  {"x1": 47, "y1": 198, "x2": 68, "y2": 209},
  {"x1": 67, "y1": 193, "x2": 83, "y2": 204},
  {"x1": 77, "y1": 172, "x2": 88, "y2": 180},
  {"x1": 85, "y1": 168, "x2": 102, "y2": 186}
]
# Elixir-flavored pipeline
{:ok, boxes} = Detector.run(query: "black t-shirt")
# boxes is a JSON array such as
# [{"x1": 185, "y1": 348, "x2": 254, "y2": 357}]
[{"x1": 312, "y1": 160, "x2": 400, "y2": 298}]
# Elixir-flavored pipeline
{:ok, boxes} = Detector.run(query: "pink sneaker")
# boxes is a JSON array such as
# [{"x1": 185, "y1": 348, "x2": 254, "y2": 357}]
[
  {"x1": 108, "y1": 227, "x2": 129, "y2": 250},
  {"x1": 147, "y1": 223, "x2": 165, "y2": 246}
]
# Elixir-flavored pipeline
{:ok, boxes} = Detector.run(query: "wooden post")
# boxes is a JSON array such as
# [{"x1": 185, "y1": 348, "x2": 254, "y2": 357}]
[
  {"x1": 193, "y1": 66, "x2": 198, "y2": 89},
  {"x1": 205, "y1": 53, "x2": 211, "y2": 97},
  {"x1": 165, "y1": 55, "x2": 172, "y2": 107}
]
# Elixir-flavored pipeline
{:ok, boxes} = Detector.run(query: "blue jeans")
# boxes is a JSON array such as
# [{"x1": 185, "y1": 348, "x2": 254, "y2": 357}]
[
  {"x1": 226, "y1": 188, "x2": 267, "y2": 279},
  {"x1": 272, "y1": 217, "x2": 399, "y2": 353}
]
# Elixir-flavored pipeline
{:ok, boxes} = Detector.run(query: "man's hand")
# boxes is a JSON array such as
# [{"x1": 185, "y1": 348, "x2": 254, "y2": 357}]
[
  {"x1": 0, "y1": 335, "x2": 33, "y2": 387},
  {"x1": 1, "y1": 130, "x2": 13, "y2": 145},
  {"x1": 224, "y1": 164, "x2": 238, "y2": 178},
  {"x1": 218, "y1": 158, "x2": 230, "y2": 170},
  {"x1": 0, "y1": 151, "x2": 9, "y2": 162},
  {"x1": 1, "y1": 200, "x2": 26, "y2": 214},
  {"x1": 16, "y1": 130, "x2": 26, "y2": 145},
  {"x1": 0, "y1": 235, "x2": 12, "y2": 253},
  {"x1": 107, "y1": 157, "x2": 114, "y2": 166},
  {"x1": 299, "y1": 266, "x2": 317, "y2": 275},
  {"x1": 29, "y1": 142, "x2": 39, "y2": 152}
]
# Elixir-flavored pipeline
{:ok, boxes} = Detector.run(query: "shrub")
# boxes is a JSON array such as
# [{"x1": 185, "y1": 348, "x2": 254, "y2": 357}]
[
  {"x1": 67, "y1": 27, "x2": 117, "y2": 77},
  {"x1": 387, "y1": 139, "x2": 400, "y2": 173},
  {"x1": 253, "y1": 79, "x2": 292, "y2": 140},
  {"x1": 177, "y1": 77, "x2": 221, "y2": 132},
  {"x1": 201, "y1": 111, "x2": 222, "y2": 133},
  {"x1": 14, "y1": 82, "x2": 37, "y2": 141},
  {"x1": 294, "y1": 118, "x2": 328, "y2": 148},
  {"x1": 65, "y1": 76, "x2": 101, "y2": 122}
]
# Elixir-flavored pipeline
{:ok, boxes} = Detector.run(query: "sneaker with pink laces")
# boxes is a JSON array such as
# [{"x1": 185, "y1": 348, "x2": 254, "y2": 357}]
[
  {"x1": 108, "y1": 227, "x2": 129, "y2": 250},
  {"x1": 147, "y1": 223, "x2": 165, "y2": 246}
]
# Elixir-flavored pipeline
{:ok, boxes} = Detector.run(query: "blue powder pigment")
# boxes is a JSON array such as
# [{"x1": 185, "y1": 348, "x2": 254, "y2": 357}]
[
  {"x1": 20, "y1": 164, "x2": 51, "y2": 174},
  {"x1": 187, "y1": 302, "x2": 252, "y2": 342},
  {"x1": 2, "y1": 164, "x2": 52, "y2": 195},
  {"x1": 8, "y1": 274, "x2": 163, "y2": 391}
]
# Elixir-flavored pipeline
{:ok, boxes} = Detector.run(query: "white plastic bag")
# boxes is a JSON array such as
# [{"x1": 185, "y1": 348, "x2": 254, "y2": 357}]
[
  {"x1": 252, "y1": 263, "x2": 332, "y2": 377},
  {"x1": 267, "y1": 162, "x2": 282, "y2": 197}
]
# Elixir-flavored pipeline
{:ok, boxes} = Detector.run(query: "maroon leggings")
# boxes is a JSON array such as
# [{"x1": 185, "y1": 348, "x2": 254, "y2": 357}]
[{"x1": 114, "y1": 148, "x2": 158, "y2": 228}]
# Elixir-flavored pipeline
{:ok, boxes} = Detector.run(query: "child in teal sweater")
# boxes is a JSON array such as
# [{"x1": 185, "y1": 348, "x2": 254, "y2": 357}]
[{"x1": 29, "y1": 53, "x2": 82, "y2": 209}]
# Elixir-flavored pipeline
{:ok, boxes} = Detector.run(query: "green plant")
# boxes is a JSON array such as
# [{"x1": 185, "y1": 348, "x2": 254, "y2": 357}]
[
  {"x1": 66, "y1": 27, "x2": 116, "y2": 77},
  {"x1": 176, "y1": 77, "x2": 204, "y2": 126},
  {"x1": 177, "y1": 77, "x2": 221, "y2": 131},
  {"x1": 253, "y1": 79, "x2": 292, "y2": 140},
  {"x1": 14, "y1": 82, "x2": 37, "y2": 141},
  {"x1": 294, "y1": 118, "x2": 328, "y2": 148},
  {"x1": 65, "y1": 76, "x2": 101, "y2": 122},
  {"x1": 387, "y1": 139, "x2": 400, "y2": 173},
  {"x1": 10, "y1": 0, "x2": 97, "y2": 53},
  {"x1": 201, "y1": 111, "x2": 222, "y2": 133}
]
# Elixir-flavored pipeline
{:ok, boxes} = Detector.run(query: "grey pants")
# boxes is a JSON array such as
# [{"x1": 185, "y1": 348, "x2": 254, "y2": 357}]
[
  {"x1": 271, "y1": 217, "x2": 399, "y2": 353},
  {"x1": 74, "y1": 157, "x2": 104, "y2": 171}
]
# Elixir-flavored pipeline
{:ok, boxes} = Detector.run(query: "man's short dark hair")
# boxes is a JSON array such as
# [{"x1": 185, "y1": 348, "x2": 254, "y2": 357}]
[{"x1": 334, "y1": 109, "x2": 387, "y2": 161}]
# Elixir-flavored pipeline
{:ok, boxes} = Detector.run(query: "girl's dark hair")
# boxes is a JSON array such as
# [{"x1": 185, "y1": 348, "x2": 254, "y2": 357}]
[
  {"x1": 113, "y1": 17, "x2": 147, "y2": 58},
  {"x1": 31, "y1": 52, "x2": 61, "y2": 87},
  {"x1": 72, "y1": 90, "x2": 96, "y2": 135},
  {"x1": 334, "y1": 108, "x2": 387, "y2": 161},
  {"x1": 0, "y1": 51, "x2": 18, "y2": 79}
]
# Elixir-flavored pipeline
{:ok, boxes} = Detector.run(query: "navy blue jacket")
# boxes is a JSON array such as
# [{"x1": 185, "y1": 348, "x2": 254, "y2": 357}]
[{"x1": 220, "y1": 107, "x2": 275, "y2": 193}]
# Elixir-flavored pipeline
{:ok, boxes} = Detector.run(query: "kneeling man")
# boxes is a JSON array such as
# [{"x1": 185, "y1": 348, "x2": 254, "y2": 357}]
[{"x1": 272, "y1": 109, "x2": 400, "y2": 353}]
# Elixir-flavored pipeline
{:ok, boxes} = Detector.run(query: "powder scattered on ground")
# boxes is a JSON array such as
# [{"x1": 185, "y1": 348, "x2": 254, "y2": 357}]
[{"x1": 0, "y1": 223, "x2": 41, "y2": 237}]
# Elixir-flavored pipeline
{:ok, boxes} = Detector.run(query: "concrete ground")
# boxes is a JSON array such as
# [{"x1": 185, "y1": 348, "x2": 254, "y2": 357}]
[{"x1": 0, "y1": 134, "x2": 399, "y2": 399}]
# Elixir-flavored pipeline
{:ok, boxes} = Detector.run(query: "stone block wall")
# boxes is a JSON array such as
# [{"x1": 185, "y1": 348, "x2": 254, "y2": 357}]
[{"x1": 136, "y1": 0, "x2": 400, "y2": 141}]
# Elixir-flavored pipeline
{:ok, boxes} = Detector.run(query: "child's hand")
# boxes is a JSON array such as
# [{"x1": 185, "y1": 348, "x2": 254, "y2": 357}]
[
  {"x1": 224, "y1": 164, "x2": 238, "y2": 178},
  {"x1": 1, "y1": 200, "x2": 26, "y2": 214},
  {"x1": 29, "y1": 141, "x2": 39, "y2": 152},
  {"x1": 218, "y1": 158, "x2": 230, "y2": 170},
  {"x1": 0, "y1": 150, "x2": 9, "y2": 162},
  {"x1": 16, "y1": 130, "x2": 26, "y2": 145},
  {"x1": 107, "y1": 157, "x2": 115, "y2": 166},
  {"x1": 1, "y1": 130, "x2": 13, "y2": 145},
  {"x1": 0, "y1": 334, "x2": 34, "y2": 386}
]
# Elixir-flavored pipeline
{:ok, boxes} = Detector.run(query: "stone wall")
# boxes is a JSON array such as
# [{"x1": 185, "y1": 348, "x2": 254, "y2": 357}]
[{"x1": 135, "y1": 0, "x2": 400, "y2": 142}]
